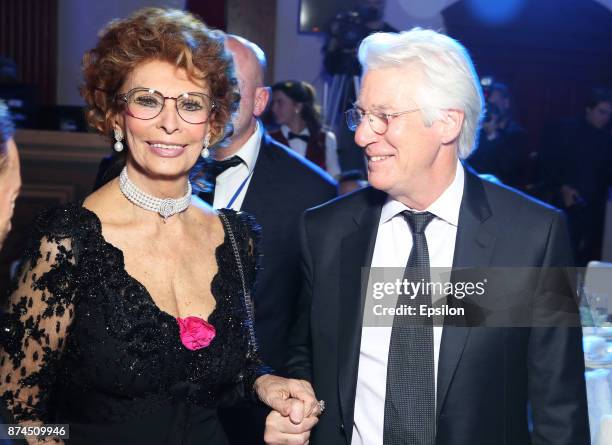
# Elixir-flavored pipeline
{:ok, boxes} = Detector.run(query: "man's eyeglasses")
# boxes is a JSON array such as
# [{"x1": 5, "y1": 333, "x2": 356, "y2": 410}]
[
  {"x1": 116, "y1": 88, "x2": 216, "y2": 124},
  {"x1": 345, "y1": 106, "x2": 420, "y2": 134}
]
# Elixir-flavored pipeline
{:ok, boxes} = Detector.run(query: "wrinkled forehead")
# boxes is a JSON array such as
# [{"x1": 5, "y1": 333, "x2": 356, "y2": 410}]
[
  {"x1": 122, "y1": 60, "x2": 208, "y2": 96},
  {"x1": 358, "y1": 66, "x2": 422, "y2": 111}
]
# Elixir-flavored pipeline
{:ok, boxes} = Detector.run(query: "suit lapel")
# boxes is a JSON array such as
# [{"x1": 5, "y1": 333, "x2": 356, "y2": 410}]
[
  {"x1": 436, "y1": 166, "x2": 497, "y2": 418},
  {"x1": 337, "y1": 188, "x2": 385, "y2": 441}
]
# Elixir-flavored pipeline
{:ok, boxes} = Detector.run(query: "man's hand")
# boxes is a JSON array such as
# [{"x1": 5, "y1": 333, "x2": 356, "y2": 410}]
[
  {"x1": 254, "y1": 375, "x2": 321, "y2": 422},
  {"x1": 264, "y1": 408, "x2": 319, "y2": 445}
]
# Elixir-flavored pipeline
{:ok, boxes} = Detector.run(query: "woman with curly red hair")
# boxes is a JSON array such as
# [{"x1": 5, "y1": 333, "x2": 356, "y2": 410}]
[{"x1": 0, "y1": 8, "x2": 319, "y2": 445}]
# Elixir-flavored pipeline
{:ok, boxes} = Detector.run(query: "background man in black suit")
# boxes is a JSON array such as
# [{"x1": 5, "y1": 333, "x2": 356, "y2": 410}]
[
  {"x1": 208, "y1": 35, "x2": 337, "y2": 445},
  {"x1": 272, "y1": 28, "x2": 589, "y2": 445}
]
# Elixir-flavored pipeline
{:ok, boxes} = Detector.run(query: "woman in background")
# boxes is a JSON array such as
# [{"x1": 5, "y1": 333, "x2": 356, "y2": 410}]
[
  {"x1": 0, "y1": 9, "x2": 318, "y2": 445},
  {"x1": 269, "y1": 80, "x2": 341, "y2": 178}
]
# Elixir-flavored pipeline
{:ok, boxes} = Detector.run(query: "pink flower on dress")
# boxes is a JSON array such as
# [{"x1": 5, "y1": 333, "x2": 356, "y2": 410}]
[{"x1": 176, "y1": 316, "x2": 216, "y2": 351}]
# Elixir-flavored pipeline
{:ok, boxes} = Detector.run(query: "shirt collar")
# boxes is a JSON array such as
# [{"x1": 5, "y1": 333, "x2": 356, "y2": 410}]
[
  {"x1": 380, "y1": 161, "x2": 464, "y2": 226},
  {"x1": 281, "y1": 124, "x2": 310, "y2": 139},
  {"x1": 222, "y1": 120, "x2": 261, "y2": 173}
]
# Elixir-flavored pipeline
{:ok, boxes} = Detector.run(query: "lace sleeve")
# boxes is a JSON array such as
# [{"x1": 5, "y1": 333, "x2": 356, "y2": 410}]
[{"x1": 0, "y1": 210, "x2": 78, "y2": 441}]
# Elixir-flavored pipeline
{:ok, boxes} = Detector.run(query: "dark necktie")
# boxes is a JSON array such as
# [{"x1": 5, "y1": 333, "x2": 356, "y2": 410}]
[
  {"x1": 287, "y1": 131, "x2": 310, "y2": 143},
  {"x1": 198, "y1": 156, "x2": 243, "y2": 205},
  {"x1": 383, "y1": 210, "x2": 436, "y2": 445}
]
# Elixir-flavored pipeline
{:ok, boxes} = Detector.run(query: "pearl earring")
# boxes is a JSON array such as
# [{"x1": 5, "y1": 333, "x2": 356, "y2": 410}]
[
  {"x1": 201, "y1": 134, "x2": 211, "y2": 158},
  {"x1": 113, "y1": 127, "x2": 124, "y2": 152}
]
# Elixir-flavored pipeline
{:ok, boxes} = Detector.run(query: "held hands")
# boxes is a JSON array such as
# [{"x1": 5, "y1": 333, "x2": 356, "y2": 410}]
[
  {"x1": 254, "y1": 375, "x2": 323, "y2": 445},
  {"x1": 264, "y1": 406, "x2": 319, "y2": 445}
]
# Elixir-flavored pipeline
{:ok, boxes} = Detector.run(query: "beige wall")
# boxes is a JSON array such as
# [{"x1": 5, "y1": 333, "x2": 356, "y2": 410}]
[
  {"x1": 227, "y1": 0, "x2": 277, "y2": 86},
  {"x1": 56, "y1": 0, "x2": 185, "y2": 105}
]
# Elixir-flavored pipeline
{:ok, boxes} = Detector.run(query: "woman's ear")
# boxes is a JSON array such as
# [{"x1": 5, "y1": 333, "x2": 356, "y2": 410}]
[
  {"x1": 112, "y1": 113, "x2": 125, "y2": 136},
  {"x1": 294, "y1": 103, "x2": 304, "y2": 115}
]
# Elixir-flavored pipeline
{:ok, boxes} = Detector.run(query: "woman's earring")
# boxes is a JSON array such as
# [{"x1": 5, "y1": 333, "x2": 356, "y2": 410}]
[
  {"x1": 113, "y1": 127, "x2": 124, "y2": 152},
  {"x1": 201, "y1": 134, "x2": 211, "y2": 158}
]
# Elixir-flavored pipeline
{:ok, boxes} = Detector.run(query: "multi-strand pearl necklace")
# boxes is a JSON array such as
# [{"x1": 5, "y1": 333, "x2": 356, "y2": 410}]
[{"x1": 119, "y1": 166, "x2": 192, "y2": 222}]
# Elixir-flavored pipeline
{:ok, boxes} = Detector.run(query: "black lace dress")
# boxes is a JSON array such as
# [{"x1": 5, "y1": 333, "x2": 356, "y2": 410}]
[{"x1": 0, "y1": 203, "x2": 270, "y2": 444}]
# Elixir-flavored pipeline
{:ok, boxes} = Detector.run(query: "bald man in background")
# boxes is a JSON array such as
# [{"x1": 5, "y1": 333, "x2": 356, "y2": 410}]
[
  {"x1": 0, "y1": 100, "x2": 21, "y2": 252},
  {"x1": 210, "y1": 34, "x2": 336, "y2": 445}
]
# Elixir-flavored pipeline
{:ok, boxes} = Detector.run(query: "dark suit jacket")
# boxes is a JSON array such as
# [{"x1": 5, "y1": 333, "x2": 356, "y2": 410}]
[
  {"x1": 241, "y1": 133, "x2": 337, "y2": 370},
  {"x1": 286, "y1": 166, "x2": 589, "y2": 445}
]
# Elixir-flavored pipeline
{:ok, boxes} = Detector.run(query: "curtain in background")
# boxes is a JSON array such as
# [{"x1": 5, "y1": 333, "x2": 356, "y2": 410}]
[{"x1": 0, "y1": 0, "x2": 58, "y2": 104}]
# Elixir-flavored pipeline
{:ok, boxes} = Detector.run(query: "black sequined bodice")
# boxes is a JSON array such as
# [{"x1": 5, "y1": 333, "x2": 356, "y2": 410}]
[{"x1": 0, "y1": 203, "x2": 268, "y2": 443}]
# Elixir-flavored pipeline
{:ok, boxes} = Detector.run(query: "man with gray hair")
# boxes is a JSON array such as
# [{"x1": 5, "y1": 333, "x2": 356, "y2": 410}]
[
  {"x1": 0, "y1": 100, "x2": 21, "y2": 251},
  {"x1": 275, "y1": 28, "x2": 589, "y2": 445}
]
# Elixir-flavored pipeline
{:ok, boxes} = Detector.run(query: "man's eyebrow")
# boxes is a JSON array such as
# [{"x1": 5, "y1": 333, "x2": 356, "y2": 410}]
[
  {"x1": 353, "y1": 102, "x2": 389, "y2": 112},
  {"x1": 371, "y1": 104, "x2": 390, "y2": 112}
]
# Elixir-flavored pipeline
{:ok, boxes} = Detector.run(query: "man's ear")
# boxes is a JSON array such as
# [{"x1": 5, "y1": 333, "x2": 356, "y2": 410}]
[
  {"x1": 439, "y1": 109, "x2": 464, "y2": 145},
  {"x1": 253, "y1": 86, "x2": 271, "y2": 117}
]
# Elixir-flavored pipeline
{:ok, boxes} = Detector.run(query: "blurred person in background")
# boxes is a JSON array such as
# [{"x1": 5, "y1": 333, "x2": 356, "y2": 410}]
[
  {"x1": 541, "y1": 87, "x2": 612, "y2": 264},
  {"x1": 0, "y1": 99, "x2": 21, "y2": 252},
  {"x1": 322, "y1": 0, "x2": 397, "y2": 185},
  {"x1": 322, "y1": 0, "x2": 396, "y2": 78},
  {"x1": 270, "y1": 80, "x2": 341, "y2": 179},
  {"x1": 468, "y1": 81, "x2": 527, "y2": 189}
]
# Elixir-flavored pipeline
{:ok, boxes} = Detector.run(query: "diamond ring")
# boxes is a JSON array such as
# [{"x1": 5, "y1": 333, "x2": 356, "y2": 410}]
[{"x1": 318, "y1": 399, "x2": 325, "y2": 414}]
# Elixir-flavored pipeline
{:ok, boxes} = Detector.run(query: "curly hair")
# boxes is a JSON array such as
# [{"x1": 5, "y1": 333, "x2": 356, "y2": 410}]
[{"x1": 81, "y1": 8, "x2": 239, "y2": 147}]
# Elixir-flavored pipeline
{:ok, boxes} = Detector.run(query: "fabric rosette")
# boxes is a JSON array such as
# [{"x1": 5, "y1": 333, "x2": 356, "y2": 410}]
[{"x1": 176, "y1": 316, "x2": 216, "y2": 350}]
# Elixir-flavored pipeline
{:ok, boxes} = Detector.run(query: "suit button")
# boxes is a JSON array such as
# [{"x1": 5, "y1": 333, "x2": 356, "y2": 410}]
[{"x1": 339, "y1": 424, "x2": 345, "y2": 434}]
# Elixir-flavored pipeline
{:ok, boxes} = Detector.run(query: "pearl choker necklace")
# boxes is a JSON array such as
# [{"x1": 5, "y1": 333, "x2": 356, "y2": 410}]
[{"x1": 119, "y1": 167, "x2": 192, "y2": 221}]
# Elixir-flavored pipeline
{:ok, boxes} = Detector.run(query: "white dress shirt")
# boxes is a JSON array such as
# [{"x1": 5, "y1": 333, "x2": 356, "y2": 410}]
[
  {"x1": 279, "y1": 124, "x2": 341, "y2": 178},
  {"x1": 212, "y1": 121, "x2": 262, "y2": 211},
  {"x1": 351, "y1": 162, "x2": 465, "y2": 445}
]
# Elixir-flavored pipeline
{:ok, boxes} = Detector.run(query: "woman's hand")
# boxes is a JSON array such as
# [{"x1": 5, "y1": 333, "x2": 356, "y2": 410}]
[{"x1": 254, "y1": 375, "x2": 321, "y2": 420}]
